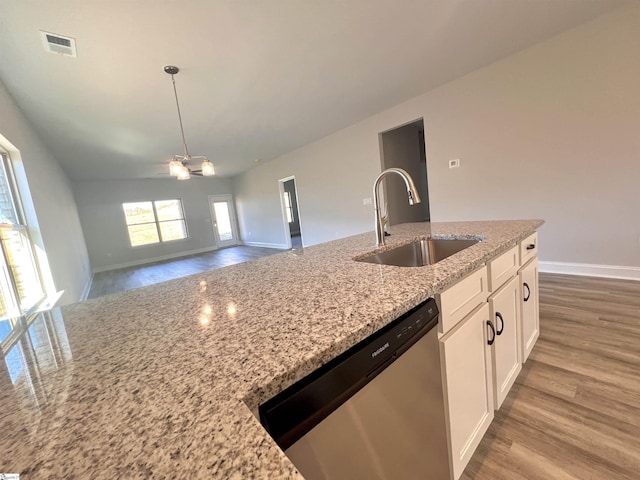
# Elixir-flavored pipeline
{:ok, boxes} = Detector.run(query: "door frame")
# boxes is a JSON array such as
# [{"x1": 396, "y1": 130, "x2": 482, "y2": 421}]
[
  {"x1": 278, "y1": 176, "x2": 303, "y2": 249},
  {"x1": 208, "y1": 194, "x2": 240, "y2": 248},
  {"x1": 378, "y1": 117, "x2": 430, "y2": 224}
]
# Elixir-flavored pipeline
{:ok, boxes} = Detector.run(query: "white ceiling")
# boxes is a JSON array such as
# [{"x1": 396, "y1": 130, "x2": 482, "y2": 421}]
[{"x1": 0, "y1": 0, "x2": 629, "y2": 181}]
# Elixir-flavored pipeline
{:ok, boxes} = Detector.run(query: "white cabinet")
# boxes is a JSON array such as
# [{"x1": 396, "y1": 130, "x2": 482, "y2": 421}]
[
  {"x1": 519, "y1": 232, "x2": 538, "y2": 266},
  {"x1": 519, "y1": 257, "x2": 539, "y2": 362},
  {"x1": 487, "y1": 246, "x2": 518, "y2": 292},
  {"x1": 437, "y1": 267, "x2": 488, "y2": 335},
  {"x1": 440, "y1": 303, "x2": 494, "y2": 480},
  {"x1": 488, "y1": 276, "x2": 522, "y2": 410},
  {"x1": 438, "y1": 231, "x2": 539, "y2": 479}
]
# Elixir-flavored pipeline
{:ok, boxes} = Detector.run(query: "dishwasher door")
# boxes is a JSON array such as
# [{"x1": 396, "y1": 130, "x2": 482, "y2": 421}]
[{"x1": 285, "y1": 325, "x2": 450, "y2": 480}]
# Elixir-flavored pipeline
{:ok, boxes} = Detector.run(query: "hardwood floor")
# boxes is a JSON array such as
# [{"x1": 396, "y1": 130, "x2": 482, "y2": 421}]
[
  {"x1": 87, "y1": 245, "x2": 283, "y2": 299},
  {"x1": 462, "y1": 273, "x2": 640, "y2": 480},
  {"x1": 291, "y1": 234, "x2": 303, "y2": 249}
]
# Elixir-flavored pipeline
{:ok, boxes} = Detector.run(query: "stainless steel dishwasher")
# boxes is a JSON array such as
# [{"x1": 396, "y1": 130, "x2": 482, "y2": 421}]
[{"x1": 259, "y1": 298, "x2": 450, "y2": 480}]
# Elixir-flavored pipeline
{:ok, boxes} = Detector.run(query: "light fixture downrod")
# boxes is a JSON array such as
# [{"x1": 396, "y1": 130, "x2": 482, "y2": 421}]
[
  {"x1": 164, "y1": 65, "x2": 190, "y2": 158},
  {"x1": 163, "y1": 65, "x2": 215, "y2": 178}
]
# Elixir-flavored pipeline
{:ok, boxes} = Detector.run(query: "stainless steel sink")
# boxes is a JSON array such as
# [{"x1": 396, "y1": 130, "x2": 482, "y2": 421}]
[{"x1": 356, "y1": 238, "x2": 479, "y2": 267}]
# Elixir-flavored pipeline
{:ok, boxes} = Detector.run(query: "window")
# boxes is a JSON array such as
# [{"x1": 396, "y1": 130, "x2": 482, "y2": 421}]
[
  {"x1": 283, "y1": 191, "x2": 294, "y2": 223},
  {"x1": 123, "y1": 199, "x2": 187, "y2": 247},
  {"x1": 0, "y1": 153, "x2": 46, "y2": 323}
]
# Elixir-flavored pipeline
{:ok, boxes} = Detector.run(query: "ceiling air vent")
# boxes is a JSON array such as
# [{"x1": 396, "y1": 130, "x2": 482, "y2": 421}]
[{"x1": 40, "y1": 31, "x2": 77, "y2": 57}]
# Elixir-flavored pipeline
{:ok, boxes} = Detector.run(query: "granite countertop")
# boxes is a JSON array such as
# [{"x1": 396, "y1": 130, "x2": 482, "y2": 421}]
[{"x1": 0, "y1": 220, "x2": 543, "y2": 479}]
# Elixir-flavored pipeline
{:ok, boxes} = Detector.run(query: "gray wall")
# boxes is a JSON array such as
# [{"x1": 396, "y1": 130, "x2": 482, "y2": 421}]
[
  {"x1": 233, "y1": 125, "x2": 381, "y2": 248},
  {"x1": 0, "y1": 81, "x2": 91, "y2": 305},
  {"x1": 73, "y1": 177, "x2": 233, "y2": 271},
  {"x1": 381, "y1": 122, "x2": 430, "y2": 225},
  {"x1": 233, "y1": 4, "x2": 640, "y2": 269}
]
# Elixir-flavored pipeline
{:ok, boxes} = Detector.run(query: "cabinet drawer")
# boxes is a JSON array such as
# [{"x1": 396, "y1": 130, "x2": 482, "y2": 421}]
[
  {"x1": 519, "y1": 232, "x2": 538, "y2": 266},
  {"x1": 488, "y1": 246, "x2": 518, "y2": 292},
  {"x1": 437, "y1": 266, "x2": 488, "y2": 335}
]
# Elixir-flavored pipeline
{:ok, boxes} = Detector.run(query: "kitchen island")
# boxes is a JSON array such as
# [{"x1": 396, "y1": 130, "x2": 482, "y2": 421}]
[{"x1": 0, "y1": 220, "x2": 543, "y2": 479}]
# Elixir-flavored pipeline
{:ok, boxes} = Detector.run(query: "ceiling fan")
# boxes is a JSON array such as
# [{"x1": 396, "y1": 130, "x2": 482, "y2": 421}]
[
  {"x1": 163, "y1": 65, "x2": 215, "y2": 180},
  {"x1": 155, "y1": 162, "x2": 206, "y2": 180}
]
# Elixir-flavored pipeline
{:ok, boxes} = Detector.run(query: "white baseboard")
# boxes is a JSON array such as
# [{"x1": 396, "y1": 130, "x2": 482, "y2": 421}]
[
  {"x1": 92, "y1": 246, "x2": 219, "y2": 273},
  {"x1": 539, "y1": 261, "x2": 640, "y2": 281},
  {"x1": 242, "y1": 241, "x2": 289, "y2": 249},
  {"x1": 80, "y1": 275, "x2": 93, "y2": 301}
]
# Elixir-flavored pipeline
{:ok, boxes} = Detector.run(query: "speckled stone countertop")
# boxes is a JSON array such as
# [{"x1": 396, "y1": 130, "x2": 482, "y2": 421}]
[{"x1": 0, "y1": 220, "x2": 543, "y2": 479}]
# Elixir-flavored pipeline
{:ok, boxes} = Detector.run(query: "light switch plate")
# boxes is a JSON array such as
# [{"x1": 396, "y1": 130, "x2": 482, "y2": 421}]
[{"x1": 449, "y1": 159, "x2": 460, "y2": 168}]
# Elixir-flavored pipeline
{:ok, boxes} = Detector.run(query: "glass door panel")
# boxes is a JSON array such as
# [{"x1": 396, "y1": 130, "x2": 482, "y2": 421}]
[
  {"x1": 213, "y1": 202, "x2": 233, "y2": 241},
  {"x1": 209, "y1": 195, "x2": 239, "y2": 247}
]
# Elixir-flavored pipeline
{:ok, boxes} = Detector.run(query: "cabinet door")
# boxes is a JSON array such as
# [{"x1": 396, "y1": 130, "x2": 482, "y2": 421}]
[
  {"x1": 488, "y1": 276, "x2": 522, "y2": 410},
  {"x1": 519, "y1": 257, "x2": 539, "y2": 362},
  {"x1": 440, "y1": 303, "x2": 494, "y2": 480}
]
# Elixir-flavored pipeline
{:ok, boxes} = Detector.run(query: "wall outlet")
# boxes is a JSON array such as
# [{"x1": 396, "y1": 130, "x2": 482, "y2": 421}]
[
  {"x1": 449, "y1": 159, "x2": 460, "y2": 168},
  {"x1": 363, "y1": 197, "x2": 372, "y2": 205}
]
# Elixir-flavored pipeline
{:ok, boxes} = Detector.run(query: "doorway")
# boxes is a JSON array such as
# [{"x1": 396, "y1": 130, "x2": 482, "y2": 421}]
[
  {"x1": 278, "y1": 176, "x2": 303, "y2": 249},
  {"x1": 379, "y1": 119, "x2": 430, "y2": 225},
  {"x1": 209, "y1": 194, "x2": 240, "y2": 247}
]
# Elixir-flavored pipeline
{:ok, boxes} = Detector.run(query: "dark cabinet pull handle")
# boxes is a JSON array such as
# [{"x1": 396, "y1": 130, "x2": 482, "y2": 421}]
[
  {"x1": 523, "y1": 282, "x2": 531, "y2": 302},
  {"x1": 495, "y1": 312, "x2": 504, "y2": 335},
  {"x1": 526, "y1": 244, "x2": 535, "y2": 250},
  {"x1": 487, "y1": 321, "x2": 496, "y2": 346}
]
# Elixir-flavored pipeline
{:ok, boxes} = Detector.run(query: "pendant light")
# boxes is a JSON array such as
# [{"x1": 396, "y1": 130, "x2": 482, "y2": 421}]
[{"x1": 164, "y1": 65, "x2": 215, "y2": 178}]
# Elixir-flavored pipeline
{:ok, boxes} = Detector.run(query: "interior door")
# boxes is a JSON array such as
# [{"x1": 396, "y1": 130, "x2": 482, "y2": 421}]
[{"x1": 209, "y1": 195, "x2": 239, "y2": 247}]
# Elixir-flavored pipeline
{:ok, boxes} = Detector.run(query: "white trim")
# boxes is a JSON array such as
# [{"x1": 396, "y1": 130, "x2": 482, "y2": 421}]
[
  {"x1": 277, "y1": 175, "x2": 305, "y2": 249},
  {"x1": 80, "y1": 275, "x2": 93, "y2": 301},
  {"x1": 92, "y1": 246, "x2": 218, "y2": 273},
  {"x1": 33, "y1": 290, "x2": 65, "y2": 312},
  {"x1": 242, "y1": 241, "x2": 288, "y2": 249},
  {"x1": 277, "y1": 177, "x2": 293, "y2": 250},
  {"x1": 539, "y1": 261, "x2": 640, "y2": 281}
]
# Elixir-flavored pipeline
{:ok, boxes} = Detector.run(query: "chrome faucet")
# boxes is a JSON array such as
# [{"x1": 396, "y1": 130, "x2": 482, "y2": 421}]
[{"x1": 372, "y1": 168, "x2": 422, "y2": 246}]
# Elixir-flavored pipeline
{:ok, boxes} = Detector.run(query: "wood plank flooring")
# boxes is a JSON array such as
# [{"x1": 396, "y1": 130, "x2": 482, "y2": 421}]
[
  {"x1": 87, "y1": 245, "x2": 283, "y2": 299},
  {"x1": 462, "y1": 273, "x2": 640, "y2": 480}
]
